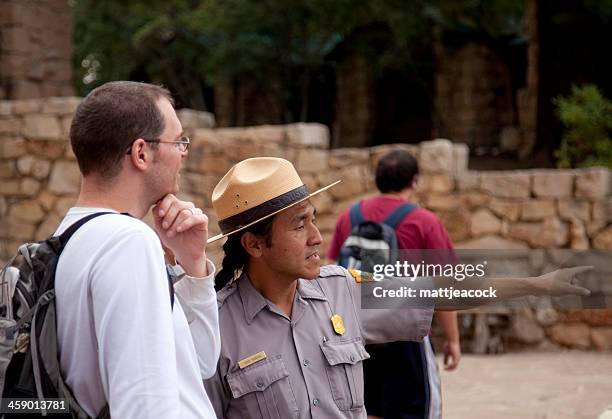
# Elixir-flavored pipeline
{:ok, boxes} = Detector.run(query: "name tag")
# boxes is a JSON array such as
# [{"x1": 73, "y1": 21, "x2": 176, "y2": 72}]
[{"x1": 238, "y1": 351, "x2": 267, "y2": 369}]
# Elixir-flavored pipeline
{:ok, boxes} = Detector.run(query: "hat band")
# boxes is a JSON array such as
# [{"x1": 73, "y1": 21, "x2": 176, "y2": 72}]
[{"x1": 218, "y1": 184, "x2": 309, "y2": 234}]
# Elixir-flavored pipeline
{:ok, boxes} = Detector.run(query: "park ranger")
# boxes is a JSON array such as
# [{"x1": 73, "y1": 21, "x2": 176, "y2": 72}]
[{"x1": 203, "y1": 157, "x2": 591, "y2": 419}]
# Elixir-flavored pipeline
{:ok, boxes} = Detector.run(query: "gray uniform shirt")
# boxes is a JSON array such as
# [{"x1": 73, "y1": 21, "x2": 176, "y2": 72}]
[{"x1": 204, "y1": 265, "x2": 434, "y2": 419}]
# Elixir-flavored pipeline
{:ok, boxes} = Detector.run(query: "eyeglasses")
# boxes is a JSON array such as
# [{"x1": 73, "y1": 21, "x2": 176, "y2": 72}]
[
  {"x1": 126, "y1": 136, "x2": 191, "y2": 154},
  {"x1": 145, "y1": 136, "x2": 190, "y2": 152}
]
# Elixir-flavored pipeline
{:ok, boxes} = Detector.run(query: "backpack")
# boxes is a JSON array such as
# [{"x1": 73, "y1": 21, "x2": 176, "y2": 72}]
[
  {"x1": 337, "y1": 201, "x2": 417, "y2": 272},
  {"x1": 0, "y1": 212, "x2": 176, "y2": 418}
]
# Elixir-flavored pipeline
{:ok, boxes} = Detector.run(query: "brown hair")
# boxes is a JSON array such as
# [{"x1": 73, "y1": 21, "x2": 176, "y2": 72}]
[{"x1": 70, "y1": 81, "x2": 173, "y2": 180}]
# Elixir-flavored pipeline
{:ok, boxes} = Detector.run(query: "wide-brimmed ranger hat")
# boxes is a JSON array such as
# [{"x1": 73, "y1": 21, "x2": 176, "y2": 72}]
[{"x1": 208, "y1": 157, "x2": 340, "y2": 243}]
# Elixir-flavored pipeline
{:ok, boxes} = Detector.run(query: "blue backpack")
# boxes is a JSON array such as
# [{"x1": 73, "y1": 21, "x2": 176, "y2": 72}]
[{"x1": 337, "y1": 202, "x2": 417, "y2": 272}]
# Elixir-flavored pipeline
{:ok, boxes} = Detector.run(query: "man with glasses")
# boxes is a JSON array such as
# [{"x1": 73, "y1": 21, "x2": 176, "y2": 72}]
[{"x1": 54, "y1": 81, "x2": 219, "y2": 418}]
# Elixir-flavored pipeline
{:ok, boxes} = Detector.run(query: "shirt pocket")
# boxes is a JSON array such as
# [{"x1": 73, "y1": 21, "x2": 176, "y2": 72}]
[
  {"x1": 320, "y1": 336, "x2": 370, "y2": 411},
  {"x1": 226, "y1": 354, "x2": 299, "y2": 419}
]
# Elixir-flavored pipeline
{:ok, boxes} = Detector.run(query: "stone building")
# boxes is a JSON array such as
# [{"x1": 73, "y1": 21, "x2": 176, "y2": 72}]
[{"x1": 0, "y1": 0, "x2": 74, "y2": 99}]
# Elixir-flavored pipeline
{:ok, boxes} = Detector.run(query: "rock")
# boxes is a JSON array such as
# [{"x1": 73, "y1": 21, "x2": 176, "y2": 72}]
[
  {"x1": 7, "y1": 221, "x2": 37, "y2": 241},
  {"x1": 225, "y1": 143, "x2": 264, "y2": 161},
  {"x1": 215, "y1": 125, "x2": 285, "y2": 144},
  {"x1": 0, "y1": 117, "x2": 21, "y2": 135},
  {"x1": 535, "y1": 308, "x2": 559, "y2": 327},
  {"x1": 54, "y1": 197, "x2": 77, "y2": 216},
  {"x1": 456, "y1": 172, "x2": 480, "y2": 190},
  {"x1": 0, "y1": 179, "x2": 20, "y2": 195},
  {"x1": 537, "y1": 218, "x2": 569, "y2": 247},
  {"x1": 508, "y1": 219, "x2": 568, "y2": 247},
  {"x1": 593, "y1": 227, "x2": 612, "y2": 250},
  {"x1": 419, "y1": 174, "x2": 454, "y2": 193},
  {"x1": 0, "y1": 101, "x2": 12, "y2": 115},
  {"x1": 37, "y1": 190, "x2": 57, "y2": 211},
  {"x1": 0, "y1": 138, "x2": 26, "y2": 159},
  {"x1": 329, "y1": 148, "x2": 370, "y2": 169},
  {"x1": 314, "y1": 214, "x2": 340, "y2": 234},
  {"x1": 26, "y1": 140, "x2": 66, "y2": 159},
  {"x1": 61, "y1": 116, "x2": 73, "y2": 138},
  {"x1": 300, "y1": 174, "x2": 319, "y2": 192},
  {"x1": 455, "y1": 235, "x2": 529, "y2": 250},
  {"x1": 64, "y1": 143, "x2": 76, "y2": 160},
  {"x1": 586, "y1": 219, "x2": 607, "y2": 238},
  {"x1": 558, "y1": 200, "x2": 591, "y2": 222},
  {"x1": 36, "y1": 214, "x2": 63, "y2": 240},
  {"x1": 507, "y1": 222, "x2": 540, "y2": 246},
  {"x1": 419, "y1": 139, "x2": 454, "y2": 173},
  {"x1": 481, "y1": 172, "x2": 531, "y2": 199},
  {"x1": 569, "y1": 219, "x2": 589, "y2": 250},
  {"x1": 532, "y1": 170, "x2": 574, "y2": 198},
  {"x1": 558, "y1": 309, "x2": 612, "y2": 327},
  {"x1": 425, "y1": 194, "x2": 459, "y2": 211},
  {"x1": 0, "y1": 161, "x2": 16, "y2": 178},
  {"x1": 438, "y1": 209, "x2": 471, "y2": 242},
  {"x1": 48, "y1": 161, "x2": 80, "y2": 194},
  {"x1": 521, "y1": 200, "x2": 556, "y2": 221},
  {"x1": 286, "y1": 123, "x2": 330, "y2": 148},
  {"x1": 12, "y1": 99, "x2": 42, "y2": 114},
  {"x1": 310, "y1": 192, "x2": 333, "y2": 215},
  {"x1": 575, "y1": 168, "x2": 610, "y2": 199},
  {"x1": 546, "y1": 323, "x2": 591, "y2": 349},
  {"x1": 23, "y1": 115, "x2": 62, "y2": 140},
  {"x1": 328, "y1": 166, "x2": 366, "y2": 200},
  {"x1": 41, "y1": 97, "x2": 82, "y2": 115},
  {"x1": 295, "y1": 149, "x2": 329, "y2": 173},
  {"x1": 8, "y1": 200, "x2": 45, "y2": 223},
  {"x1": 452, "y1": 143, "x2": 469, "y2": 175},
  {"x1": 591, "y1": 327, "x2": 612, "y2": 350},
  {"x1": 459, "y1": 192, "x2": 490, "y2": 209},
  {"x1": 16, "y1": 155, "x2": 35, "y2": 175},
  {"x1": 176, "y1": 109, "x2": 215, "y2": 130},
  {"x1": 510, "y1": 309, "x2": 545, "y2": 344},
  {"x1": 489, "y1": 198, "x2": 522, "y2": 221},
  {"x1": 21, "y1": 179, "x2": 41, "y2": 196},
  {"x1": 471, "y1": 209, "x2": 502, "y2": 236}
]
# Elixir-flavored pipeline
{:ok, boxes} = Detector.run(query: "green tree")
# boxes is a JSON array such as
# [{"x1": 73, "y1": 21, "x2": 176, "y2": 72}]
[
  {"x1": 73, "y1": 0, "x2": 525, "y2": 119},
  {"x1": 554, "y1": 84, "x2": 612, "y2": 168}
]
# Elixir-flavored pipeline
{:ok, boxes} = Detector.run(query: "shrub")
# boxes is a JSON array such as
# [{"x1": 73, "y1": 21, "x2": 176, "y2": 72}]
[{"x1": 554, "y1": 84, "x2": 612, "y2": 168}]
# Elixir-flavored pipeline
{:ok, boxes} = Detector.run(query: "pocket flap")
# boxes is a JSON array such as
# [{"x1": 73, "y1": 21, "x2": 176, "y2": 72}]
[
  {"x1": 226, "y1": 355, "x2": 289, "y2": 398},
  {"x1": 320, "y1": 337, "x2": 370, "y2": 366}
]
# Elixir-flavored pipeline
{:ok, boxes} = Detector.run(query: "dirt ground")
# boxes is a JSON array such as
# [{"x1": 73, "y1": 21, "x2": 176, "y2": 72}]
[{"x1": 439, "y1": 351, "x2": 612, "y2": 419}]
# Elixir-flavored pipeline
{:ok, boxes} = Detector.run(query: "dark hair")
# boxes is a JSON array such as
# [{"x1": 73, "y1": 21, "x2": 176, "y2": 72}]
[
  {"x1": 70, "y1": 81, "x2": 173, "y2": 180},
  {"x1": 215, "y1": 216, "x2": 275, "y2": 291},
  {"x1": 375, "y1": 149, "x2": 419, "y2": 193}
]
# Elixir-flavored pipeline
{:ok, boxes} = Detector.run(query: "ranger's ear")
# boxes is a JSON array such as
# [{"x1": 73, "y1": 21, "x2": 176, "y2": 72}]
[{"x1": 241, "y1": 231, "x2": 266, "y2": 258}]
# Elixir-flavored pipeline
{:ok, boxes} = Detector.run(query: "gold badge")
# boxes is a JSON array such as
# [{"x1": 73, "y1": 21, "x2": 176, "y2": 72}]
[
  {"x1": 348, "y1": 268, "x2": 374, "y2": 283},
  {"x1": 330, "y1": 314, "x2": 345, "y2": 336},
  {"x1": 238, "y1": 351, "x2": 267, "y2": 369}
]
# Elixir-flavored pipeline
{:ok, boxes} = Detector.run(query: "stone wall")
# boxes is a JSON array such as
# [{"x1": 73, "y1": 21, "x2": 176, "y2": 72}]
[
  {"x1": 0, "y1": 0, "x2": 74, "y2": 99},
  {"x1": 434, "y1": 41, "x2": 517, "y2": 151},
  {"x1": 1, "y1": 97, "x2": 611, "y2": 351}
]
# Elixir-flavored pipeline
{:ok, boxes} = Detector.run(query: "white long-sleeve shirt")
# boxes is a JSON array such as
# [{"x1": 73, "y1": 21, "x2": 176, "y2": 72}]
[{"x1": 55, "y1": 207, "x2": 220, "y2": 418}]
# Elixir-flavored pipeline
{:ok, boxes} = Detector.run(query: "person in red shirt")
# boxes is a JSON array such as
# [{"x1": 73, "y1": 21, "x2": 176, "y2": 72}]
[{"x1": 327, "y1": 149, "x2": 461, "y2": 419}]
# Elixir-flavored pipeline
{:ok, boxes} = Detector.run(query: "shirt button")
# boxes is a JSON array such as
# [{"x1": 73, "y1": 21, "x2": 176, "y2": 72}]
[
  {"x1": 303, "y1": 359, "x2": 311, "y2": 366},
  {"x1": 313, "y1": 399, "x2": 320, "y2": 406},
  {"x1": 256, "y1": 379, "x2": 264, "y2": 388}
]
